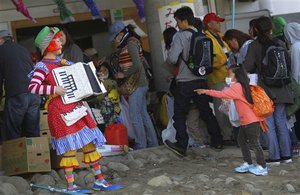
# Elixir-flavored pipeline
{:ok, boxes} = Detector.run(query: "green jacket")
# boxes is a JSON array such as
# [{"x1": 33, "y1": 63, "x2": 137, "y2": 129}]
[{"x1": 286, "y1": 79, "x2": 300, "y2": 117}]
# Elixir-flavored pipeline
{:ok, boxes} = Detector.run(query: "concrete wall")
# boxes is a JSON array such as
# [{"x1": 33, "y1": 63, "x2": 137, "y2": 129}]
[
  {"x1": 0, "y1": 0, "x2": 138, "y2": 62},
  {"x1": 144, "y1": 0, "x2": 209, "y2": 92},
  {"x1": 0, "y1": 0, "x2": 134, "y2": 23}
]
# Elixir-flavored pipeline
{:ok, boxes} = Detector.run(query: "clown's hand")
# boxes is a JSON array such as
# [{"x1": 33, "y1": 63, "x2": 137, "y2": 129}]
[{"x1": 55, "y1": 86, "x2": 66, "y2": 96}]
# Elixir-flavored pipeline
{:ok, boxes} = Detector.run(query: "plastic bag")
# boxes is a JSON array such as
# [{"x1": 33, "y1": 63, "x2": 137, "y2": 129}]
[
  {"x1": 228, "y1": 100, "x2": 240, "y2": 127},
  {"x1": 119, "y1": 96, "x2": 135, "y2": 140},
  {"x1": 161, "y1": 119, "x2": 177, "y2": 143},
  {"x1": 161, "y1": 119, "x2": 197, "y2": 146},
  {"x1": 219, "y1": 99, "x2": 230, "y2": 116}
]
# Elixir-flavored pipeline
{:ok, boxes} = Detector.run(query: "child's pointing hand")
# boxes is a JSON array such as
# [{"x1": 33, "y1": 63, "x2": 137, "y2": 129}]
[{"x1": 194, "y1": 89, "x2": 206, "y2": 95}]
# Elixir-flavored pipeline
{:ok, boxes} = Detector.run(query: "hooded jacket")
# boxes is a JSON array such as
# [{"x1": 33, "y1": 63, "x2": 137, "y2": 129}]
[
  {"x1": 272, "y1": 17, "x2": 287, "y2": 40},
  {"x1": 284, "y1": 22, "x2": 300, "y2": 83},
  {"x1": 204, "y1": 30, "x2": 231, "y2": 87}
]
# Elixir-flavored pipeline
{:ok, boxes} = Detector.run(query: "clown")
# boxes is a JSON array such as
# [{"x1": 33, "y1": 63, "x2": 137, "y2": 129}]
[{"x1": 28, "y1": 26, "x2": 121, "y2": 192}]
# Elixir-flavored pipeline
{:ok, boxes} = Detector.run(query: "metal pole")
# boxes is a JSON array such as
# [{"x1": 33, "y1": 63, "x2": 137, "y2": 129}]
[{"x1": 232, "y1": 0, "x2": 235, "y2": 29}]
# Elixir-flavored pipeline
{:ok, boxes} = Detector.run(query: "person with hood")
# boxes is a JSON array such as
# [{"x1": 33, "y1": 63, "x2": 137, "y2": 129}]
[
  {"x1": 284, "y1": 22, "x2": 300, "y2": 150},
  {"x1": 272, "y1": 16, "x2": 287, "y2": 43},
  {"x1": 284, "y1": 22, "x2": 300, "y2": 83}
]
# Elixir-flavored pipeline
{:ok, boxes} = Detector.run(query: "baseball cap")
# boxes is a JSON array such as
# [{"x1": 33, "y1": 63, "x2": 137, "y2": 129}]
[
  {"x1": 109, "y1": 21, "x2": 126, "y2": 41},
  {"x1": 0, "y1": 30, "x2": 11, "y2": 38},
  {"x1": 203, "y1": 13, "x2": 225, "y2": 24}
]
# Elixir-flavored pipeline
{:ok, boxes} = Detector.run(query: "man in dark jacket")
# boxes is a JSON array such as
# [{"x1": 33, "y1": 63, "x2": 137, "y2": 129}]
[{"x1": 0, "y1": 30, "x2": 41, "y2": 141}]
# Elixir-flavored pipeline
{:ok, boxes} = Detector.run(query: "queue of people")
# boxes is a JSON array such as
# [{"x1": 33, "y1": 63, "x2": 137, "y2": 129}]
[
  {"x1": 1, "y1": 6, "x2": 300, "y2": 191},
  {"x1": 163, "y1": 6, "x2": 300, "y2": 177}
]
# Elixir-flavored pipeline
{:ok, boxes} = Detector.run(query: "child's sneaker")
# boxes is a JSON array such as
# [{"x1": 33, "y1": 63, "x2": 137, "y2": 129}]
[
  {"x1": 93, "y1": 179, "x2": 122, "y2": 191},
  {"x1": 234, "y1": 162, "x2": 255, "y2": 173},
  {"x1": 249, "y1": 165, "x2": 268, "y2": 176}
]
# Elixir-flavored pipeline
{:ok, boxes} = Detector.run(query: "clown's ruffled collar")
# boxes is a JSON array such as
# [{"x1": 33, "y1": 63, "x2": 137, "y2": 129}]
[{"x1": 42, "y1": 57, "x2": 73, "y2": 66}]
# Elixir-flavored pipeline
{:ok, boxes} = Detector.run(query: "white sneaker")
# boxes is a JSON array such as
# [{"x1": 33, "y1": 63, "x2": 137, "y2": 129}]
[
  {"x1": 234, "y1": 162, "x2": 255, "y2": 173},
  {"x1": 281, "y1": 158, "x2": 292, "y2": 164},
  {"x1": 249, "y1": 165, "x2": 268, "y2": 176}
]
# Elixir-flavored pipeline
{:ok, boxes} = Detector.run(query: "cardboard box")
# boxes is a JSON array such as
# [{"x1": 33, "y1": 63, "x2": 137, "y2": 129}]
[
  {"x1": 40, "y1": 129, "x2": 51, "y2": 138},
  {"x1": 50, "y1": 149, "x2": 89, "y2": 169},
  {"x1": 40, "y1": 110, "x2": 49, "y2": 130},
  {"x1": 40, "y1": 129, "x2": 51, "y2": 144},
  {"x1": 2, "y1": 137, "x2": 51, "y2": 175}
]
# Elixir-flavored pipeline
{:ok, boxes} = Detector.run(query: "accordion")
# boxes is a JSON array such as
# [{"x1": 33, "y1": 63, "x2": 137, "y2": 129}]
[{"x1": 53, "y1": 62, "x2": 106, "y2": 104}]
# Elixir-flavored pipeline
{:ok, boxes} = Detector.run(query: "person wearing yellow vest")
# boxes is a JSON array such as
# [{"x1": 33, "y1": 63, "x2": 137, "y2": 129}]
[{"x1": 203, "y1": 13, "x2": 233, "y2": 143}]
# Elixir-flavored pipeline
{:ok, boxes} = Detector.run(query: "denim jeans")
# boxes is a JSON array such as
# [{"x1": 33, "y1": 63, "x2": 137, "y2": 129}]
[
  {"x1": 2, "y1": 93, "x2": 41, "y2": 141},
  {"x1": 266, "y1": 103, "x2": 291, "y2": 160},
  {"x1": 128, "y1": 86, "x2": 158, "y2": 149},
  {"x1": 238, "y1": 122, "x2": 266, "y2": 167},
  {"x1": 173, "y1": 80, "x2": 223, "y2": 149}
]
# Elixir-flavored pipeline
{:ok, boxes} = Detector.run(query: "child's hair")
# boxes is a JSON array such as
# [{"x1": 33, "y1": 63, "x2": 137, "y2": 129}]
[
  {"x1": 230, "y1": 64, "x2": 253, "y2": 104},
  {"x1": 163, "y1": 27, "x2": 177, "y2": 50}
]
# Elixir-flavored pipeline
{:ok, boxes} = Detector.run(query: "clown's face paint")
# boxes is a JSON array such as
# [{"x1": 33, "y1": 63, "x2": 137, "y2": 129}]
[{"x1": 45, "y1": 32, "x2": 62, "y2": 55}]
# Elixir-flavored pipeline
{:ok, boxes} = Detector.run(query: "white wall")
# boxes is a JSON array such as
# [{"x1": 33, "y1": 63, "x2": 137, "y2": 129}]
[
  {"x1": 221, "y1": 0, "x2": 260, "y2": 15},
  {"x1": 258, "y1": 0, "x2": 300, "y2": 16}
]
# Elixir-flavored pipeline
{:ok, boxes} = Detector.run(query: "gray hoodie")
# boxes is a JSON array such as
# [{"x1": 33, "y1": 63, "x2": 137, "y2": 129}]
[
  {"x1": 166, "y1": 27, "x2": 206, "y2": 82},
  {"x1": 284, "y1": 22, "x2": 300, "y2": 83}
]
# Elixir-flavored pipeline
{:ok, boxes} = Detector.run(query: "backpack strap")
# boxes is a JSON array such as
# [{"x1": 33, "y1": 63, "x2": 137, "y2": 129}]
[{"x1": 180, "y1": 28, "x2": 196, "y2": 65}]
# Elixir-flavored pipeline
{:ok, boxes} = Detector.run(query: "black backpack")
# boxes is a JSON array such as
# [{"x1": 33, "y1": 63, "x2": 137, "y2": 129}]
[
  {"x1": 182, "y1": 29, "x2": 213, "y2": 76},
  {"x1": 261, "y1": 44, "x2": 291, "y2": 87}
]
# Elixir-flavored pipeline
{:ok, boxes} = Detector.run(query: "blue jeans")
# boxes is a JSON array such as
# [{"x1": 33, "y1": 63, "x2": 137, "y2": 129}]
[
  {"x1": 128, "y1": 86, "x2": 158, "y2": 149},
  {"x1": 266, "y1": 103, "x2": 291, "y2": 160},
  {"x1": 2, "y1": 93, "x2": 41, "y2": 141}
]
